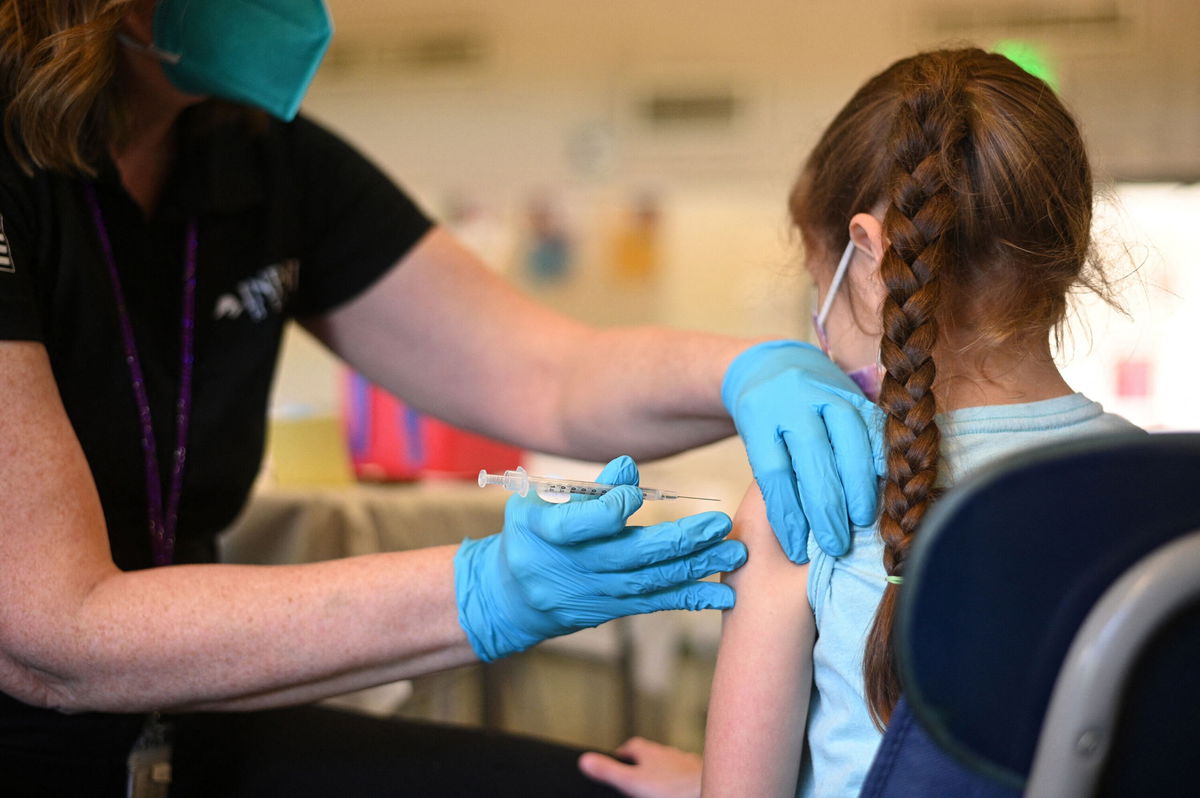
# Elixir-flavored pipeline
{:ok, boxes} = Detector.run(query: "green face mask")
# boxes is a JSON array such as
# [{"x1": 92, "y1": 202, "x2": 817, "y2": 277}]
[{"x1": 148, "y1": 0, "x2": 333, "y2": 121}]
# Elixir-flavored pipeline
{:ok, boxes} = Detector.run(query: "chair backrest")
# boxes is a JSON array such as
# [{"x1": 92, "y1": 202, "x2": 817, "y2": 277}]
[
  {"x1": 891, "y1": 432, "x2": 1200, "y2": 794},
  {"x1": 1026, "y1": 528, "x2": 1200, "y2": 797}
]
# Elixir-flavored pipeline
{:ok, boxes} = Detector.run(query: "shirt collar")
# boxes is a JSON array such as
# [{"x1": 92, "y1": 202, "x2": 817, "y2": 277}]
[
  {"x1": 92, "y1": 101, "x2": 269, "y2": 219},
  {"x1": 175, "y1": 102, "x2": 269, "y2": 215}
]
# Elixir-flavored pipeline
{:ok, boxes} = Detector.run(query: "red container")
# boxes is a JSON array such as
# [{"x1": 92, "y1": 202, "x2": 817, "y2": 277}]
[{"x1": 342, "y1": 372, "x2": 523, "y2": 481}]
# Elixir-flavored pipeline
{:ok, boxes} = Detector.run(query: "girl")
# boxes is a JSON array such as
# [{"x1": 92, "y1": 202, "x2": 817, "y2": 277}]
[{"x1": 581, "y1": 46, "x2": 1139, "y2": 798}]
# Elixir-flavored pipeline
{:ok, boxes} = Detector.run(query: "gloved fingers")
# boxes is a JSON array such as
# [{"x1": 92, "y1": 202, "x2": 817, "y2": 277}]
[
  {"x1": 577, "y1": 511, "x2": 733, "y2": 571},
  {"x1": 830, "y1": 388, "x2": 888, "y2": 478},
  {"x1": 821, "y1": 399, "x2": 881, "y2": 527},
  {"x1": 862, "y1": 403, "x2": 888, "y2": 477},
  {"x1": 595, "y1": 539, "x2": 747, "y2": 597},
  {"x1": 741, "y1": 425, "x2": 811, "y2": 564},
  {"x1": 755, "y1": 468, "x2": 811, "y2": 564},
  {"x1": 781, "y1": 413, "x2": 851, "y2": 558},
  {"x1": 520, "y1": 484, "x2": 644, "y2": 545},
  {"x1": 594, "y1": 455, "x2": 639, "y2": 486},
  {"x1": 620, "y1": 580, "x2": 738, "y2": 614}
]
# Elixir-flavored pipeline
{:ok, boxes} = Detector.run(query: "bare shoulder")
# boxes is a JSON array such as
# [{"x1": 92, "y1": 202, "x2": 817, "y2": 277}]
[{"x1": 726, "y1": 483, "x2": 808, "y2": 590}]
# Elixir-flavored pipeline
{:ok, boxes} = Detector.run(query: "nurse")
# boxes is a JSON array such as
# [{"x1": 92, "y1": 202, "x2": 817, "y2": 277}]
[{"x1": 0, "y1": 1, "x2": 877, "y2": 795}]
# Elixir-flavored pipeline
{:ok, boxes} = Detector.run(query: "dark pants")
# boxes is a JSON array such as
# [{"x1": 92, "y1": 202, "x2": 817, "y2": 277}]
[{"x1": 1, "y1": 706, "x2": 624, "y2": 797}]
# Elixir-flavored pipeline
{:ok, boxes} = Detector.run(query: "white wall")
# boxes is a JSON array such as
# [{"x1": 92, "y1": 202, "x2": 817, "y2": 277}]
[{"x1": 1059, "y1": 184, "x2": 1200, "y2": 431}]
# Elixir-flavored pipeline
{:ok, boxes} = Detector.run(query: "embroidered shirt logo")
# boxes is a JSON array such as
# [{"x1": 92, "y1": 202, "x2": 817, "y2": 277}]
[
  {"x1": 214, "y1": 259, "x2": 299, "y2": 321},
  {"x1": 0, "y1": 215, "x2": 14, "y2": 274}
]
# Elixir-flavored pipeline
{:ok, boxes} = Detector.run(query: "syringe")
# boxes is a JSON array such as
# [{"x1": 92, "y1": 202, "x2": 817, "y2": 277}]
[{"x1": 478, "y1": 466, "x2": 719, "y2": 502}]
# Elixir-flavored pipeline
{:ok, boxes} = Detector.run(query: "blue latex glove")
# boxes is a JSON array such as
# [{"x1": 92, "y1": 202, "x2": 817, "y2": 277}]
[
  {"x1": 722, "y1": 340, "x2": 884, "y2": 563},
  {"x1": 455, "y1": 456, "x2": 747, "y2": 662}
]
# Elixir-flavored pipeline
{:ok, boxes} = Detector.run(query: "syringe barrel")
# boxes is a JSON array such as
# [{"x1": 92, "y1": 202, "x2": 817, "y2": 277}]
[
  {"x1": 535, "y1": 477, "x2": 610, "y2": 498},
  {"x1": 478, "y1": 468, "x2": 705, "y2": 502},
  {"x1": 533, "y1": 482, "x2": 671, "y2": 501}
]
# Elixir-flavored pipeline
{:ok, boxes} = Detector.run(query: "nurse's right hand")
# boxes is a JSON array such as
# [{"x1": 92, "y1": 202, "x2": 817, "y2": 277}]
[{"x1": 453, "y1": 455, "x2": 746, "y2": 662}]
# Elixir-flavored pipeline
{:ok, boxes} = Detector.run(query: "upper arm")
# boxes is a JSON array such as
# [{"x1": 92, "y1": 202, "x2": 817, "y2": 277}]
[
  {"x1": 0, "y1": 341, "x2": 117, "y2": 703},
  {"x1": 303, "y1": 226, "x2": 589, "y2": 450},
  {"x1": 702, "y1": 483, "x2": 816, "y2": 798},
  {"x1": 0, "y1": 153, "x2": 117, "y2": 701}
]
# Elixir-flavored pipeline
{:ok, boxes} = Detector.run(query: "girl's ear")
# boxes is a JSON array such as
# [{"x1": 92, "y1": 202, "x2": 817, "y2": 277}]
[
  {"x1": 848, "y1": 212, "x2": 885, "y2": 263},
  {"x1": 847, "y1": 212, "x2": 888, "y2": 317}
]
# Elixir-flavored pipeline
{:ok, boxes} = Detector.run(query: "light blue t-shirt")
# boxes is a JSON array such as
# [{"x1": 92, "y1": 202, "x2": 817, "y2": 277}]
[{"x1": 796, "y1": 393, "x2": 1139, "y2": 798}]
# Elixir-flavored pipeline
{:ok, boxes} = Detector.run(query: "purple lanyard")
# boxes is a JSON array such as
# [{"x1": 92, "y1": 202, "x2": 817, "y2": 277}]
[{"x1": 83, "y1": 184, "x2": 196, "y2": 566}]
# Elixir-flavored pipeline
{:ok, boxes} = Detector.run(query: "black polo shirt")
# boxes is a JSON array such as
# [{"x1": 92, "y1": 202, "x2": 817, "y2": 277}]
[{"x1": 0, "y1": 102, "x2": 433, "y2": 570}]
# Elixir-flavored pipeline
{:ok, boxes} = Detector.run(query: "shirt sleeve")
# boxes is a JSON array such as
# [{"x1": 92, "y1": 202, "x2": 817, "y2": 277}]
[
  {"x1": 0, "y1": 146, "x2": 44, "y2": 341},
  {"x1": 284, "y1": 115, "x2": 434, "y2": 318}
]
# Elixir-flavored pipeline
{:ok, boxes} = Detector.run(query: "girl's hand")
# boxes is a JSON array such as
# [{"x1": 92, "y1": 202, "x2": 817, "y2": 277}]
[{"x1": 578, "y1": 737, "x2": 702, "y2": 798}]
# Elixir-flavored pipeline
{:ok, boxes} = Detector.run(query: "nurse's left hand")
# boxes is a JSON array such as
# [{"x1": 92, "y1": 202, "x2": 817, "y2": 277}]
[
  {"x1": 454, "y1": 456, "x2": 746, "y2": 662},
  {"x1": 723, "y1": 340, "x2": 885, "y2": 564}
]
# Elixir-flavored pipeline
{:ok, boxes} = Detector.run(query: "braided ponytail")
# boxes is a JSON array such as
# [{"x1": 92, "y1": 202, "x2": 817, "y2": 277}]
[{"x1": 863, "y1": 59, "x2": 969, "y2": 728}]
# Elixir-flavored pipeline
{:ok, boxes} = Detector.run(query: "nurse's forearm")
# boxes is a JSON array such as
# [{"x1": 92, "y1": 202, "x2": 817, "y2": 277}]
[
  {"x1": 307, "y1": 228, "x2": 768, "y2": 462},
  {"x1": 0, "y1": 341, "x2": 478, "y2": 716},
  {"x1": 180, "y1": 656, "x2": 434, "y2": 713},
  {"x1": 552, "y1": 326, "x2": 759, "y2": 461},
  {"x1": 14, "y1": 545, "x2": 478, "y2": 714}
]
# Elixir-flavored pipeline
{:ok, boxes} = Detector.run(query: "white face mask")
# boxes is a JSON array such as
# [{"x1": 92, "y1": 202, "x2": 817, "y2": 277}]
[{"x1": 811, "y1": 239, "x2": 886, "y2": 402}]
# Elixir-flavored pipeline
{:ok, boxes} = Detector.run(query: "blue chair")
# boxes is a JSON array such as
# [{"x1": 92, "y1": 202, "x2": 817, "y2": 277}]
[{"x1": 859, "y1": 432, "x2": 1200, "y2": 798}]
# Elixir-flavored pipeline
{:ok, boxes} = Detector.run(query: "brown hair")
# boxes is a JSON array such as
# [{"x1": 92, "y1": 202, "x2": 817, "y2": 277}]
[
  {"x1": 0, "y1": 0, "x2": 139, "y2": 175},
  {"x1": 790, "y1": 48, "x2": 1106, "y2": 728}
]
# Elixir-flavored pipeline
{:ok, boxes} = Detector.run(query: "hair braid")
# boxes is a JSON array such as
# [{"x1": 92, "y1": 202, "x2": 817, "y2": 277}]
[{"x1": 863, "y1": 57, "x2": 969, "y2": 728}]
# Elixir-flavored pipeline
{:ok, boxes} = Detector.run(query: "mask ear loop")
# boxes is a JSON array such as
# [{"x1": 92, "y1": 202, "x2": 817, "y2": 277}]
[
  {"x1": 116, "y1": 32, "x2": 183, "y2": 65},
  {"x1": 815, "y1": 239, "x2": 857, "y2": 328}
]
